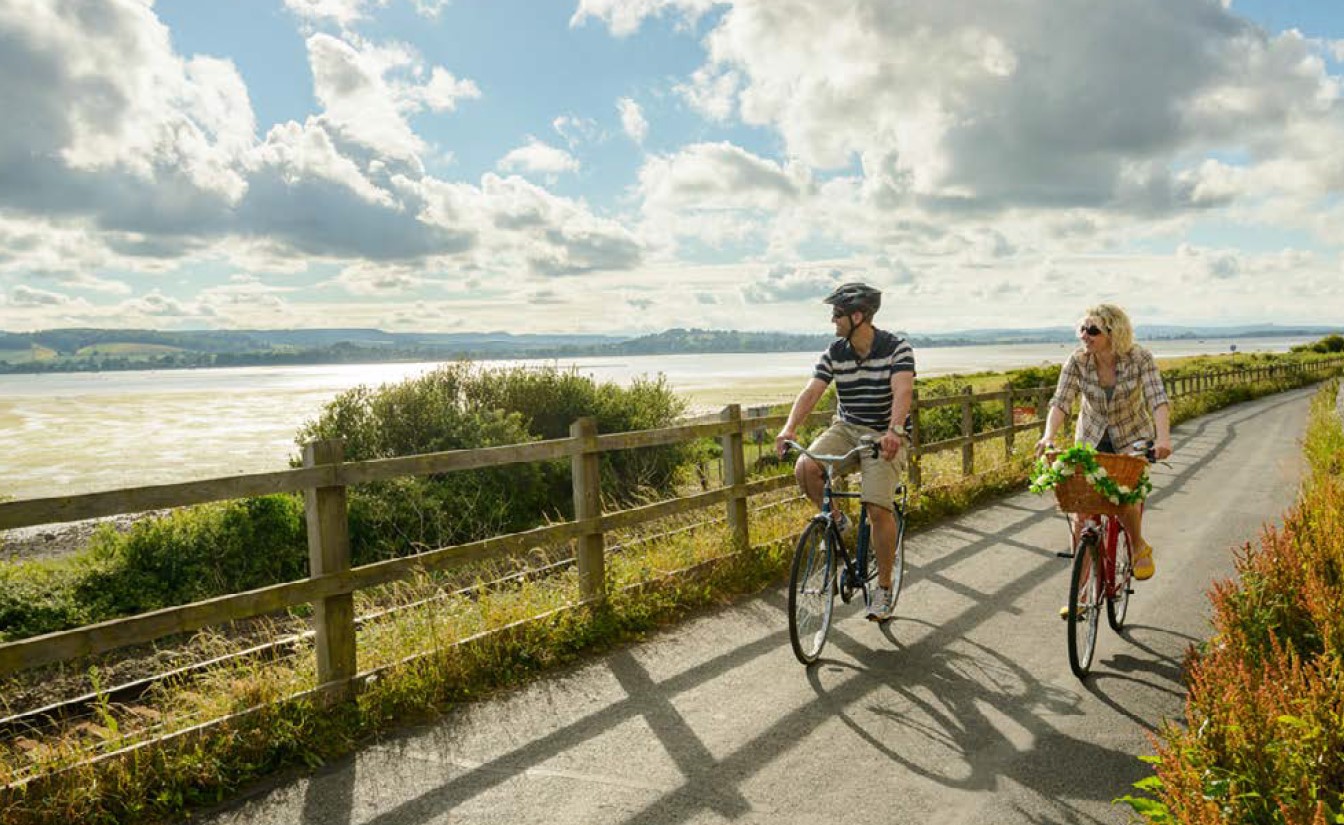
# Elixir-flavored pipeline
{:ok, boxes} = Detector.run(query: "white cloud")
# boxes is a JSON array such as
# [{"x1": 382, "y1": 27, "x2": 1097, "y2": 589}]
[
  {"x1": 497, "y1": 137, "x2": 581, "y2": 177},
  {"x1": 675, "y1": 67, "x2": 739, "y2": 122},
  {"x1": 740, "y1": 264, "x2": 845, "y2": 303},
  {"x1": 621, "y1": 0, "x2": 1344, "y2": 221},
  {"x1": 9, "y1": 284, "x2": 74, "y2": 307},
  {"x1": 284, "y1": 0, "x2": 381, "y2": 27},
  {"x1": 569, "y1": 0, "x2": 719, "y2": 37},
  {"x1": 331, "y1": 262, "x2": 426, "y2": 294},
  {"x1": 477, "y1": 174, "x2": 643, "y2": 277},
  {"x1": 306, "y1": 34, "x2": 479, "y2": 161},
  {"x1": 639, "y1": 142, "x2": 804, "y2": 212},
  {"x1": 553, "y1": 115, "x2": 601, "y2": 147},
  {"x1": 618, "y1": 98, "x2": 649, "y2": 143}
]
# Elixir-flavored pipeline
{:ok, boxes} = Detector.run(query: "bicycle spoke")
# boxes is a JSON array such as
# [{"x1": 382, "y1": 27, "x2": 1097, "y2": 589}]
[
  {"x1": 1067, "y1": 537, "x2": 1102, "y2": 679},
  {"x1": 789, "y1": 521, "x2": 836, "y2": 664}
]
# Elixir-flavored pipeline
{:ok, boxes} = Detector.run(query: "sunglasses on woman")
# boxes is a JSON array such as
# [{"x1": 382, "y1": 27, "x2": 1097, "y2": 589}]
[{"x1": 1079, "y1": 324, "x2": 1106, "y2": 337}]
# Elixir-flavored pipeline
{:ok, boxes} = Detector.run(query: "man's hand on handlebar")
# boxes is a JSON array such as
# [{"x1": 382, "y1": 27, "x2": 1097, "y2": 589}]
[
  {"x1": 878, "y1": 430, "x2": 903, "y2": 461},
  {"x1": 1034, "y1": 437, "x2": 1054, "y2": 459},
  {"x1": 775, "y1": 430, "x2": 796, "y2": 459}
]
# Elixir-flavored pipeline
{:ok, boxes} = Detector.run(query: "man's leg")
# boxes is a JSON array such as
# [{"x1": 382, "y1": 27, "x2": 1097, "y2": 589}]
[
  {"x1": 794, "y1": 455, "x2": 824, "y2": 510},
  {"x1": 866, "y1": 502, "x2": 896, "y2": 588},
  {"x1": 796, "y1": 424, "x2": 856, "y2": 522}
]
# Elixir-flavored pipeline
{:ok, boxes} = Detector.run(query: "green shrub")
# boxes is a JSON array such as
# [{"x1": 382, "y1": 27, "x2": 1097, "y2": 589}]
[
  {"x1": 915, "y1": 381, "x2": 1001, "y2": 443},
  {"x1": 294, "y1": 363, "x2": 692, "y2": 562},
  {"x1": 1291, "y1": 333, "x2": 1344, "y2": 354},
  {"x1": 76, "y1": 495, "x2": 310, "y2": 617},
  {"x1": 0, "y1": 561, "x2": 87, "y2": 642}
]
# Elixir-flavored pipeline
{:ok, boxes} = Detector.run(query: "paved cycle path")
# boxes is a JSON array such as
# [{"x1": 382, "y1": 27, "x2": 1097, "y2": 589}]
[{"x1": 197, "y1": 386, "x2": 1316, "y2": 825}]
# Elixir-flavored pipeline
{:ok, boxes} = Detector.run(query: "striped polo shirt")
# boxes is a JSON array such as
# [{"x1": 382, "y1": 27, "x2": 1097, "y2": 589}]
[{"x1": 813, "y1": 328, "x2": 916, "y2": 431}]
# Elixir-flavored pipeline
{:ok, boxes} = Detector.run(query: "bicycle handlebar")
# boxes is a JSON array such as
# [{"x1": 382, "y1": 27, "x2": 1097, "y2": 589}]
[
  {"x1": 781, "y1": 437, "x2": 880, "y2": 467},
  {"x1": 1044, "y1": 438, "x2": 1158, "y2": 463}
]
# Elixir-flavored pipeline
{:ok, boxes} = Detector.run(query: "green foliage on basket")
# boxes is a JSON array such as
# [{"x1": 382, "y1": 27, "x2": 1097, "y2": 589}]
[{"x1": 1028, "y1": 443, "x2": 1152, "y2": 505}]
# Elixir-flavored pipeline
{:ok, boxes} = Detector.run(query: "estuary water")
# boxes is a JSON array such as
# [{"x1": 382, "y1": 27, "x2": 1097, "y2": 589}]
[{"x1": 0, "y1": 336, "x2": 1315, "y2": 500}]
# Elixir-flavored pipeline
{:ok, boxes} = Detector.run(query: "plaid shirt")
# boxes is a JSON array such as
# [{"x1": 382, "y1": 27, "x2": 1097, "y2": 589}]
[{"x1": 1050, "y1": 346, "x2": 1170, "y2": 450}]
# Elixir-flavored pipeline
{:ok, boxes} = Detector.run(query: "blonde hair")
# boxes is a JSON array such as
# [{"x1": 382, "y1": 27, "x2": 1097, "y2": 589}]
[{"x1": 1082, "y1": 303, "x2": 1135, "y2": 355}]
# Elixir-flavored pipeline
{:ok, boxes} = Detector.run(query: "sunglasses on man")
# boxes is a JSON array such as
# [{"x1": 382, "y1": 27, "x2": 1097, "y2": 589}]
[{"x1": 1079, "y1": 324, "x2": 1106, "y2": 337}]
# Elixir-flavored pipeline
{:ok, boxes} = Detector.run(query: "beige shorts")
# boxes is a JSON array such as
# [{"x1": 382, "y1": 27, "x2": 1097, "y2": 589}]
[{"x1": 806, "y1": 419, "x2": 908, "y2": 510}]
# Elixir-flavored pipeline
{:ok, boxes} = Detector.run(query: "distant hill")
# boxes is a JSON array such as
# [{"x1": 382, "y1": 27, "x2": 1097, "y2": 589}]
[{"x1": 0, "y1": 324, "x2": 1338, "y2": 374}]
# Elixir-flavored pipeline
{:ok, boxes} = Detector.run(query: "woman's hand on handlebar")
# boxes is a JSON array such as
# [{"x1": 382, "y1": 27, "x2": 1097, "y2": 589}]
[
  {"x1": 1034, "y1": 437, "x2": 1054, "y2": 459},
  {"x1": 1154, "y1": 437, "x2": 1173, "y2": 461}
]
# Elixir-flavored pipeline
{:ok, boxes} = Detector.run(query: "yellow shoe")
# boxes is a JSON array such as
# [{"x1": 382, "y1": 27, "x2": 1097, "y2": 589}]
[{"x1": 1133, "y1": 543, "x2": 1155, "y2": 580}]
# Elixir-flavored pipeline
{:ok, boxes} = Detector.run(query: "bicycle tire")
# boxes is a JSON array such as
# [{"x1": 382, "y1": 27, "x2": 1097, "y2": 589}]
[
  {"x1": 1067, "y1": 534, "x2": 1102, "y2": 679},
  {"x1": 788, "y1": 520, "x2": 836, "y2": 665},
  {"x1": 1107, "y1": 525, "x2": 1133, "y2": 631}
]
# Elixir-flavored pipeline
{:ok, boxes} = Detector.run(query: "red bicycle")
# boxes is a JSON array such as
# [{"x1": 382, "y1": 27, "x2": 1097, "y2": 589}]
[{"x1": 1050, "y1": 442, "x2": 1154, "y2": 679}]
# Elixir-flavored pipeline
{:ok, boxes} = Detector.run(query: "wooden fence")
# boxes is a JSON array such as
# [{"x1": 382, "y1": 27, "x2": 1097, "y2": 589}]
[{"x1": 1, "y1": 355, "x2": 1340, "y2": 693}]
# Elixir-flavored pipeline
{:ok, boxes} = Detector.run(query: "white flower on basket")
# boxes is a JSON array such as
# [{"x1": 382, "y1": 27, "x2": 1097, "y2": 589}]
[
  {"x1": 1107, "y1": 495, "x2": 1119, "y2": 505},
  {"x1": 1052, "y1": 460, "x2": 1067, "y2": 473},
  {"x1": 1117, "y1": 485, "x2": 1131, "y2": 495},
  {"x1": 1095, "y1": 466, "x2": 1108, "y2": 478}
]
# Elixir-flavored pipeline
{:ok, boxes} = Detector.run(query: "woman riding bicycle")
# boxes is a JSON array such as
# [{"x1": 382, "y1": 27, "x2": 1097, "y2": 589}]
[{"x1": 1035, "y1": 303, "x2": 1173, "y2": 580}]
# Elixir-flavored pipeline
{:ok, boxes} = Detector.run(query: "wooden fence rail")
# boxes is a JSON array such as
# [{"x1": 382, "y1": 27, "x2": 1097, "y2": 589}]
[{"x1": 1, "y1": 355, "x2": 1340, "y2": 684}]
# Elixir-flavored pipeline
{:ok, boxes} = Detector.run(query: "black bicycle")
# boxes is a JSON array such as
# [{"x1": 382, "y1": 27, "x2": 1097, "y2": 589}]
[{"x1": 782, "y1": 438, "x2": 909, "y2": 665}]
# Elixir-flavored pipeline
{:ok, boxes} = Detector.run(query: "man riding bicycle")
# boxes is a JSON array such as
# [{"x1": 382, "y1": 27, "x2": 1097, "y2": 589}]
[{"x1": 775, "y1": 282, "x2": 915, "y2": 621}]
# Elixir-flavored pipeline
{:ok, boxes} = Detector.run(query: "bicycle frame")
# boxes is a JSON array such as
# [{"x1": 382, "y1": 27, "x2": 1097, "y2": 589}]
[
  {"x1": 806, "y1": 445, "x2": 908, "y2": 602},
  {"x1": 1073, "y1": 512, "x2": 1128, "y2": 601},
  {"x1": 785, "y1": 437, "x2": 911, "y2": 664}
]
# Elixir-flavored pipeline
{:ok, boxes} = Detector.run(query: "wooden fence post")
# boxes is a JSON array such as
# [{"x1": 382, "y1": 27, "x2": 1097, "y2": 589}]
[
  {"x1": 908, "y1": 388, "x2": 922, "y2": 489},
  {"x1": 961, "y1": 386, "x2": 975, "y2": 476},
  {"x1": 720, "y1": 404, "x2": 749, "y2": 551},
  {"x1": 570, "y1": 417, "x2": 605, "y2": 603},
  {"x1": 1002, "y1": 384, "x2": 1015, "y2": 460},
  {"x1": 302, "y1": 439, "x2": 356, "y2": 699}
]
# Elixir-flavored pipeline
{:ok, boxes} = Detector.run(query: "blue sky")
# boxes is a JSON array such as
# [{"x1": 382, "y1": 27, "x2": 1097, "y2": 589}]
[{"x1": 0, "y1": 0, "x2": 1341, "y2": 334}]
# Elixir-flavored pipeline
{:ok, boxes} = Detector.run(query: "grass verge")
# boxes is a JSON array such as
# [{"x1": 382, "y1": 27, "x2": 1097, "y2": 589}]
[{"x1": 1120, "y1": 380, "x2": 1344, "y2": 823}]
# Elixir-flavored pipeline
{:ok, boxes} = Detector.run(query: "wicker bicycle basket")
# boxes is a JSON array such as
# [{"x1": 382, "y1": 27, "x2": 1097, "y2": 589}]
[{"x1": 1052, "y1": 452, "x2": 1148, "y2": 516}]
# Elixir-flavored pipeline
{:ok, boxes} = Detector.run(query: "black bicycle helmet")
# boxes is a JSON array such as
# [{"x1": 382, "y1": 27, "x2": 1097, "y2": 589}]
[{"x1": 822, "y1": 282, "x2": 882, "y2": 317}]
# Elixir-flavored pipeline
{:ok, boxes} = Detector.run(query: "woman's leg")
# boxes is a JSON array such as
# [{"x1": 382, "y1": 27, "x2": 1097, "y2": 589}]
[{"x1": 1119, "y1": 503, "x2": 1154, "y2": 578}]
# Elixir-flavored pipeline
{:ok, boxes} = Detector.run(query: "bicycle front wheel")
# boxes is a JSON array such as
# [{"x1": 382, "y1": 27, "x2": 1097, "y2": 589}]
[
  {"x1": 1107, "y1": 527, "x2": 1133, "y2": 631},
  {"x1": 1067, "y1": 535, "x2": 1102, "y2": 679},
  {"x1": 788, "y1": 520, "x2": 836, "y2": 665}
]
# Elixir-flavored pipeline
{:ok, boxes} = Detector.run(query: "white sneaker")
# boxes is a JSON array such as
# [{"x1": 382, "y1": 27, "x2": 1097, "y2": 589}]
[
  {"x1": 866, "y1": 585, "x2": 895, "y2": 622},
  {"x1": 832, "y1": 512, "x2": 852, "y2": 534}
]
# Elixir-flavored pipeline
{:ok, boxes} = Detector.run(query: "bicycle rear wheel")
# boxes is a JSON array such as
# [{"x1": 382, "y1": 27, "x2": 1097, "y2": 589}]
[
  {"x1": 1107, "y1": 525, "x2": 1133, "y2": 631},
  {"x1": 789, "y1": 521, "x2": 836, "y2": 665},
  {"x1": 1067, "y1": 534, "x2": 1102, "y2": 679}
]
